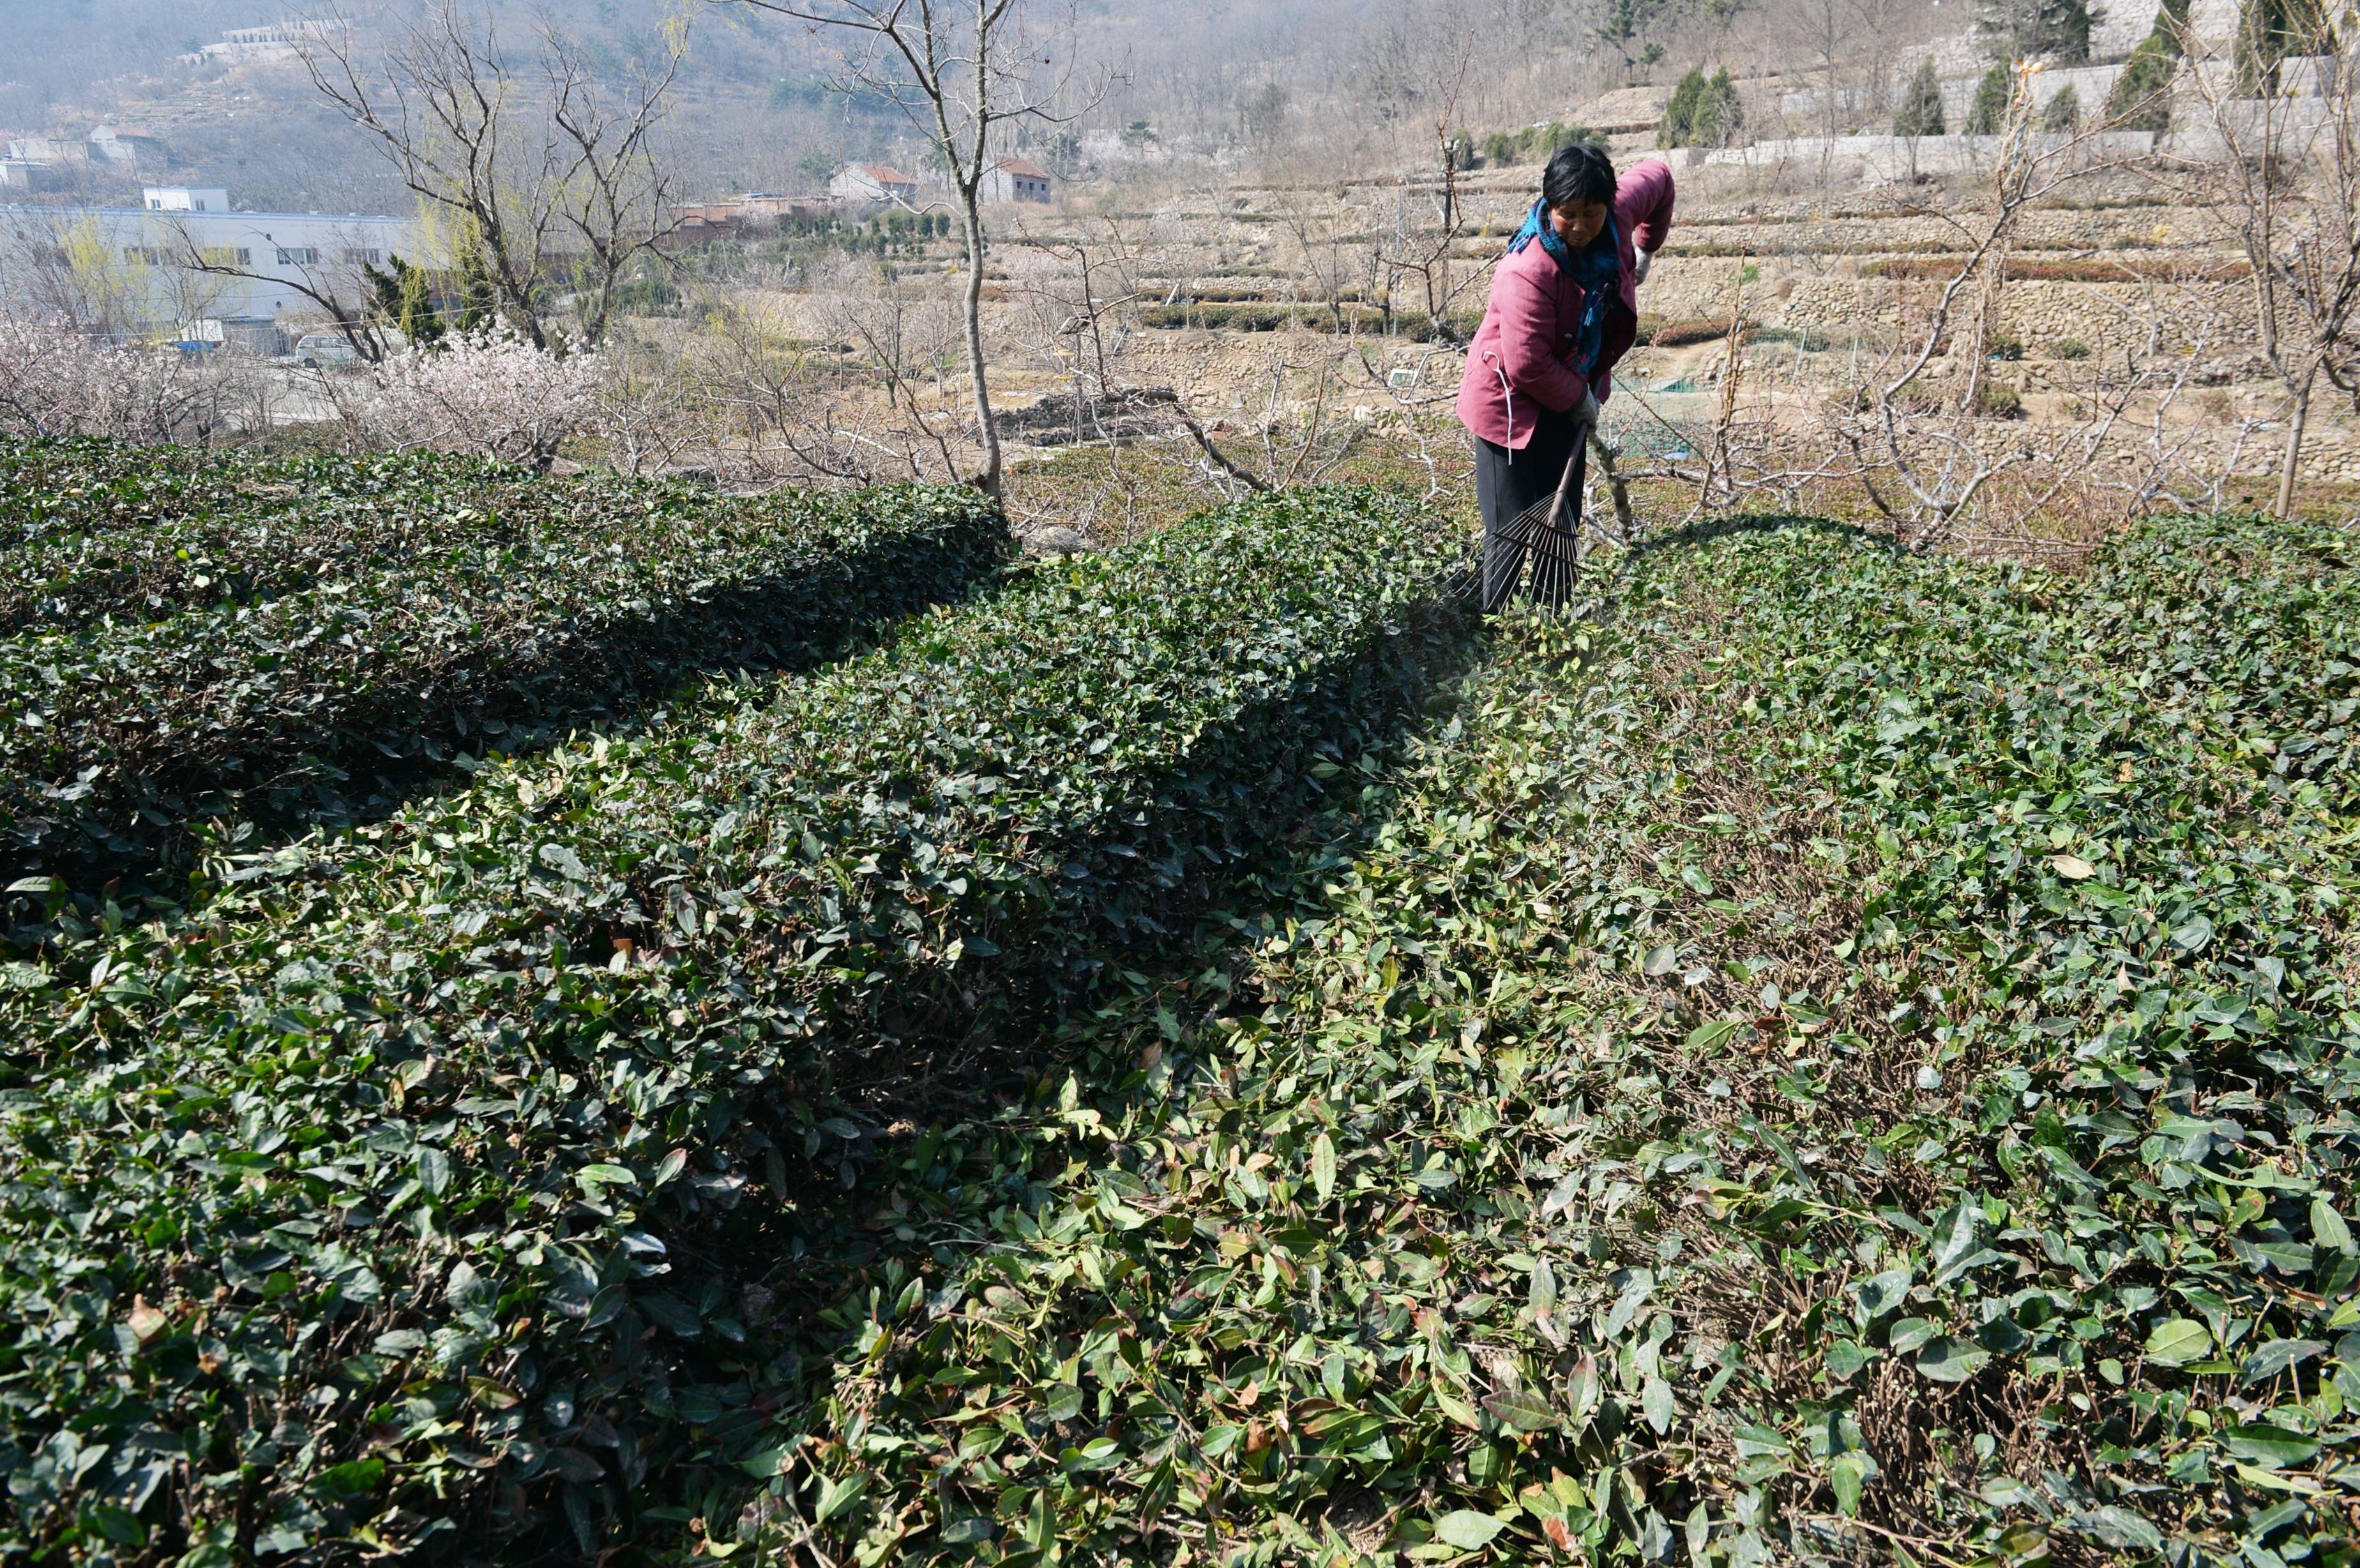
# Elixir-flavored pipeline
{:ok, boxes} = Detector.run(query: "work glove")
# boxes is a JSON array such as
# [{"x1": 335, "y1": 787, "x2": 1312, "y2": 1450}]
[
  {"x1": 1632, "y1": 247, "x2": 1654, "y2": 286},
  {"x1": 1574, "y1": 388, "x2": 1601, "y2": 430}
]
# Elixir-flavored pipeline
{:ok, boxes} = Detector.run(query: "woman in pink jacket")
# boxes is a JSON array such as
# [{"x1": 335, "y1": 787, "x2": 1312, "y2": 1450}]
[{"x1": 1457, "y1": 143, "x2": 1674, "y2": 610}]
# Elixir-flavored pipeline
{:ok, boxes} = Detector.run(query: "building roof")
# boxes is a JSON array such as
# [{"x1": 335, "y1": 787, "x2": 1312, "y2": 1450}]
[
  {"x1": 0, "y1": 201, "x2": 412, "y2": 226},
  {"x1": 994, "y1": 158, "x2": 1054, "y2": 181},
  {"x1": 845, "y1": 163, "x2": 916, "y2": 185},
  {"x1": 94, "y1": 124, "x2": 167, "y2": 140}
]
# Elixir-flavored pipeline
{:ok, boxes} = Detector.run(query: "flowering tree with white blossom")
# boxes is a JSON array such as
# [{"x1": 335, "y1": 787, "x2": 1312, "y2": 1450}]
[
  {"x1": 0, "y1": 315, "x2": 235, "y2": 444},
  {"x1": 356, "y1": 328, "x2": 605, "y2": 471}
]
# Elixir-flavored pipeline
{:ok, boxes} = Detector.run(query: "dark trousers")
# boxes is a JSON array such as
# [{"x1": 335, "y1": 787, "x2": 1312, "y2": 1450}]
[{"x1": 1475, "y1": 410, "x2": 1585, "y2": 612}]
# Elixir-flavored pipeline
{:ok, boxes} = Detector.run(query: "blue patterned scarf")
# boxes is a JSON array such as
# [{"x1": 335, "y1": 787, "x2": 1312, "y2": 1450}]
[{"x1": 1506, "y1": 199, "x2": 1624, "y2": 377}]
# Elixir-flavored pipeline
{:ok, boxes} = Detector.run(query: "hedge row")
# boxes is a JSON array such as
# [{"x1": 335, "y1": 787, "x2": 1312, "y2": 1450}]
[
  {"x1": 0, "y1": 479, "x2": 1011, "y2": 895},
  {"x1": 0, "y1": 488, "x2": 1476, "y2": 1564},
  {"x1": 0, "y1": 446, "x2": 587, "y2": 636},
  {"x1": 0, "y1": 439, "x2": 229, "y2": 551},
  {"x1": 755, "y1": 513, "x2": 2360, "y2": 1564}
]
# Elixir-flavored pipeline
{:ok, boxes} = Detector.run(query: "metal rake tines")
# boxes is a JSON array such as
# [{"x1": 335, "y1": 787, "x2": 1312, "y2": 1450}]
[
  {"x1": 1455, "y1": 430, "x2": 1604, "y2": 608},
  {"x1": 1505, "y1": 507, "x2": 1584, "y2": 608},
  {"x1": 1451, "y1": 502, "x2": 1587, "y2": 608}
]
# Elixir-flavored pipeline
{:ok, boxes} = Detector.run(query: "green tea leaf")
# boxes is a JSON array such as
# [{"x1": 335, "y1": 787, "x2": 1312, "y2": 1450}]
[
  {"x1": 2314, "y1": 1198, "x2": 2354, "y2": 1255},
  {"x1": 2221, "y1": 1425, "x2": 2319, "y2": 1470},
  {"x1": 1481, "y1": 1388, "x2": 1557, "y2": 1433},
  {"x1": 1685, "y1": 1018, "x2": 1742, "y2": 1052},
  {"x1": 1916, "y1": 1338, "x2": 1991, "y2": 1383},
  {"x1": 2144, "y1": 1319, "x2": 2211, "y2": 1367},
  {"x1": 1433, "y1": 1511, "x2": 1506, "y2": 1549},
  {"x1": 1642, "y1": 1376, "x2": 1675, "y2": 1436},
  {"x1": 1830, "y1": 1451, "x2": 1870, "y2": 1517}
]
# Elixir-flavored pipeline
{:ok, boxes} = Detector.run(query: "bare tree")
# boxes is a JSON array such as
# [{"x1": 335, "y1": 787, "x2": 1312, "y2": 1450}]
[
  {"x1": 163, "y1": 224, "x2": 400, "y2": 363},
  {"x1": 1372, "y1": 36, "x2": 1485, "y2": 343},
  {"x1": 2173, "y1": 25, "x2": 2360, "y2": 515},
  {"x1": 715, "y1": 0, "x2": 1114, "y2": 499},
  {"x1": 301, "y1": 1, "x2": 687, "y2": 352}
]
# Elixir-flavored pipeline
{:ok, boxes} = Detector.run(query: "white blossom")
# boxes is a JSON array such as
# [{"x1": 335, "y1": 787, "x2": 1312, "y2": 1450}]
[
  {"x1": 0, "y1": 315, "x2": 224, "y2": 444},
  {"x1": 357, "y1": 328, "x2": 605, "y2": 469}
]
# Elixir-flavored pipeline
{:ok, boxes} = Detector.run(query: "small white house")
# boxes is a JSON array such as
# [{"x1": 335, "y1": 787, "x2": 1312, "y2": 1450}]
[
  {"x1": 6, "y1": 137, "x2": 83, "y2": 167},
  {"x1": 146, "y1": 187, "x2": 232, "y2": 213},
  {"x1": 981, "y1": 157, "x2": 1055, "y2": 206},
  {"x1": 826, "y1": 163, "x2": 919, "y2": 207}
]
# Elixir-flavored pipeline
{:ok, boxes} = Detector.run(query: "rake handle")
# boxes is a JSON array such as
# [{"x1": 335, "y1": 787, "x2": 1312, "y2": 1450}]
[{"x1": 1545, "y1": 418, "x2": 1587, "y2": 534}]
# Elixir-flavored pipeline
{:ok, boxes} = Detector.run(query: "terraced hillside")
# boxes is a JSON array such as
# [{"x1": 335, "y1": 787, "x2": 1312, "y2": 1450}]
[{"x1": 0, "y1": 445, "x2": 2351, "y2": 1567}]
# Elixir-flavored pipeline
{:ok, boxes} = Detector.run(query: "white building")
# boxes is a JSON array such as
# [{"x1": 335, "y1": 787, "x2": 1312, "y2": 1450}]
[
  {"x1": 183, "y1": 20, "x2": 349, "y2": 66},
  {"x1": 0, "y1": 190, "x2": 432, "y2": 331},
  {"x1": 144, "y1": 186, "x2": 232, "y2": 214},
  {"x1": 826, "y1": 163, "x2": 919, "y2": 207},
  {"x1": 980, "y1": 157, "x2": 1055, "y2": 205}
]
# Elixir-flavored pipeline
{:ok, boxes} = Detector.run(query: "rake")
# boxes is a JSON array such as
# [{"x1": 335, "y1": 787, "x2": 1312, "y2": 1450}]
[{"x1": 1454, "y1": 425, "x2": 1591, "y2": 609}]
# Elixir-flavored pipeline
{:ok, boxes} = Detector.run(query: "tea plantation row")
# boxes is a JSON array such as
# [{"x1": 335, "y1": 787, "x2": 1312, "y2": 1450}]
[
  {"x1": 727, "y1": 516, "x2": 2356, "y2": 1565},
  {"x1": 0, "y1": 445, "x2": 583, "y2": 633},
  {"x1": 0, "y1": 485, "x2": 1477, "y2": 1564},
  {"x1": 0, "y1": 449, "x2": 1008, "y2": 898}
]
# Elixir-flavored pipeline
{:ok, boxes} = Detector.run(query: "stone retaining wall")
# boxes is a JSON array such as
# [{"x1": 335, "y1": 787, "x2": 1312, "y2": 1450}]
[{"x1": 1644, "y1": 261, "x2": 2267, "y2": 356}]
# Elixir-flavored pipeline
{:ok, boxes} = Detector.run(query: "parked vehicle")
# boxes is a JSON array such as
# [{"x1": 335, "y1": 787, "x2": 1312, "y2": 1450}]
[{"x1": 292, "y1": 330, "x2": 361, "y2": 368}]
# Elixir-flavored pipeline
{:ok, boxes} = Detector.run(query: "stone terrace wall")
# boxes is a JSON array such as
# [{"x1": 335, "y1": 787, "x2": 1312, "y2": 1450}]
[{"x1": 1642, "y1": 260, "x2": 2263, "y2": 357}]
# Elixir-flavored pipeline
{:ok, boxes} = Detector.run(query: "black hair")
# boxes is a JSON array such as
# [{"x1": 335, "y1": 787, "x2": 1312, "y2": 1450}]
[{"x1": 1542, "y1": 142, "x2": 1617, "y2": 212}]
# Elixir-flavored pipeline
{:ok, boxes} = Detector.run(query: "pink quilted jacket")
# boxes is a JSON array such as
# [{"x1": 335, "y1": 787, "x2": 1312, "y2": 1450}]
[{"x1": 1456, "y1": 159, "x2": 1677, "y2": 449}]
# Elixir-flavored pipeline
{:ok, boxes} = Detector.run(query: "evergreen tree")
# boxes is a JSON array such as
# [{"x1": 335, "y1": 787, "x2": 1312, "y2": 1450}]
[
  {"x1": 2041, "y1": 82, "x2": 2082, "y2": 129},
  {"x1": 1965, "y1": 62, "x2": 2015, "y2": 132},
  {"x1": 361, "y1": 257, "x2": 447, "y2": 351},
  {"x1": 2235, "y1": 0, "x2": 2335, "y2": 92},
  {"x1": 1893, "y1": 57, "x2": 1948, "y2": 135},
  {"x1": 2107, "y1": 0, "x2": 2189, "y2": 130},
  {"x1": 1692, "y1": 68, "x2": 1746, "y2": 147},
  {"x1": 1658, "y1": 66, "x2": 1709, "y2": 148},
  {"x1": 363, "y1": 259, "x2": 404, "y2": 327}
]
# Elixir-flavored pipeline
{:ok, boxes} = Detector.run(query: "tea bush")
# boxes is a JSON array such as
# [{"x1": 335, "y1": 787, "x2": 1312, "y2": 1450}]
[
  {"x1": 0, "y1": 444, "x2": 563, "y2": 634},
  {"x1": 0, "y1": 453, "x2": 1009, "y2": 894},
  {"x1": 726, "y1": 515, "x2": 2359, "y2": 1565},
  {"x1": 0, "y1": 488, "x2": 1476, "y2": 1564}
]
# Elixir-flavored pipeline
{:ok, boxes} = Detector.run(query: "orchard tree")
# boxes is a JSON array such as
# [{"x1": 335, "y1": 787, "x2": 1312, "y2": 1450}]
[
  {"x1": 359, "y1": 328, "x2": 605, "y2": 471},
  {"x1": 711, "y1": 0, "x2": 1114, "y2": 500},
  {"x1": 301, "y1": 1, "x2": 687, "y2": 352}
]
